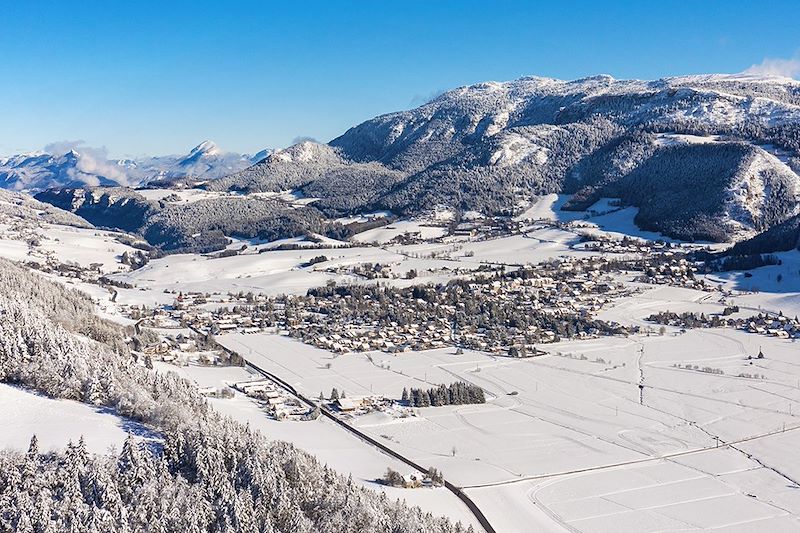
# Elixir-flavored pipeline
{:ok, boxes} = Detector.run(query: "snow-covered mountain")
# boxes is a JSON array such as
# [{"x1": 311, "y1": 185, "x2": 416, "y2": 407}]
[
  {"x1": 0, "y1": 150, "x2": 123, "y2": 191},
  {"x1": 32, "y1": 74, "x2": 800, "y2": 251},
  {"x1": 134, "y1": 140, "x2": 270, "y2": 185},
  {"x1": 211, "y1": 73, "x2": 800, "y2": 243},
  {"x1": 0, "y1": 141, "x2": 269, "y2": 192}
]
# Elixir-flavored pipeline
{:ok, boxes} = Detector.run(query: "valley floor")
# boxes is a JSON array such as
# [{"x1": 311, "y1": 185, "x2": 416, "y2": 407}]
[{"x1": 3, "y1": 193, "x2": 800, "y2": 532}]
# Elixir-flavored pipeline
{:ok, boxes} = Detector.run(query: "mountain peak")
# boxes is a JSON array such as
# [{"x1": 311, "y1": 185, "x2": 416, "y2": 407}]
[{"x1": 188, "y1": 140, "x2": 221, "y2": 158}]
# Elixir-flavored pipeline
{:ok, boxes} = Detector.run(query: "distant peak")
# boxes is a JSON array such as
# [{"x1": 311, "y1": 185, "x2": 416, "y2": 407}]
[{"x1": 188, "y1": 140, "x2": 221, "y2": 157}]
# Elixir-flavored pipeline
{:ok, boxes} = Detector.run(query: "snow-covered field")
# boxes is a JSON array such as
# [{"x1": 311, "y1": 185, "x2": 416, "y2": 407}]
[
  {"x1": 37, "y1": 225, "x2": 140, "y2": 273},
  {"x1": 111, "y1": 245, "x2": 409, "y2": 296},
  {"x1": 218, "y1": 321, "x2": 800, "y2": 531},
  {"x1": 0, "y1": 221, "x2": 141, "y2": 274},
  {"x1": 515, "y1": 194, "x2": 729, "y2": 248},
  {"x1": 136, "y1": 188, "x2": 230, "y2": 203},
  {"x1": 217, "y1": 334, "x2": 489, "y2": 400},
  {"x1": 353, "y1": 219, "x2": 449, "y2": 244}
]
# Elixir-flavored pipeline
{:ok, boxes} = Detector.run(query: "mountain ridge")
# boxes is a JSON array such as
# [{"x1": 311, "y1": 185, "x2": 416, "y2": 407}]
[
  {"x1": 33, "y1": 73, "x2": 800, "y2": 252},
  {"x1": 0, "y1": 141, "x2": 270, "y2": 192},
  {"x1": 210, "y1": 73, "x2": 800, "y2": 242}
]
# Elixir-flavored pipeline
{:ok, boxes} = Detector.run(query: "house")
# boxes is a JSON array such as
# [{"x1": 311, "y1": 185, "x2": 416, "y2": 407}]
[
  {"x1": 401, "y1": 474, "x2": 422, "y2": 488},
  {"x1": 234, "y1": 379, "x2": 273, "y2": 395},
  {"x1": 335, "y1": 397, "x2": 365, "y2": 412}
]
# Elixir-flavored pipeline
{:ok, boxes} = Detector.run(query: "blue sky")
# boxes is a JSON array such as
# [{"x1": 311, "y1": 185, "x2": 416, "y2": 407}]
[{"x1": 1, "y1": 0, "x2": 798, "y2": 157}]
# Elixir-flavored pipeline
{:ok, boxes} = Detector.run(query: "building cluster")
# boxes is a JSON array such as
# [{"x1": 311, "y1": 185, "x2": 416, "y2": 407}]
[
  {"x1": 113, "y1": 242, "x2": 745, "y2": 365},
  {"x1": 381, "y1": 467, "x2": 444, "y2": 489},
  {"x1": 647, "y1": 310, "x2": 800, "y2": 340},
  {"x1": 450, "y1": 218, "x2": 521, "y2": 239},
  {"x1": 635, "y1": 255, "x2": 709, "y2": 290},
  {"x1": 124, "y1": 255, "x2": 641, "y2": 356},
  {"x1": 231, "y1": 378, "x2": 318, "y2": 421},
  {"x1": 136, "y1": 290, "x2": 278, "y2": 335},
  {"x1": 281, "y1": 256, "x2": 635, "y2": 355},
  {"x1": 578, "y1": 235, "x2": 675, "y2": 255},
  {"x1": 328, "y1": 395, "x2": 399, "y2": 416},
  {"x1": 138, "y1": 331, "x2": 230, "y2": 367},
  {"x1": 26, "y1": 257, "x2": 107, "y2": 283}
]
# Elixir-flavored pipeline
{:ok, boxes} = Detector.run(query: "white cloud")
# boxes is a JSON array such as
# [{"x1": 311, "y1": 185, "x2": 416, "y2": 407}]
[
  {"x1": 291, "y1": 136, "x2": 318, "y2": 145},
  {"x1": 44, "y1": 140, "x2": 131, "y2": 186},
  {"x1": 743, "y1": 54, "x2": 800, "y2": 79}
]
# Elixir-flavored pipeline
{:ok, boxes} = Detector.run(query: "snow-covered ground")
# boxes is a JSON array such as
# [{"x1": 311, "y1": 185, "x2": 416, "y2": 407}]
[
  {"x1": 0, "y1": 221, "x2": 141, "y2": 274},
  {"x1": 111, "y1": 245, "x2": 408, "y2": 296},
  {"x1": 135, "y1": 188, "x2": 232, "y2": 203},
  {"x1": 0, "y1": 384, "x2": 156, "y2": 454},
  {"x1": 217, "y1": 334, "x2": 488, "y2": 400},
  {"x1": 353, "y1": 219, "x2": 449, "y2": 244},
  {"x1": 218, "y1": 323, "x2": 800, "y2": 531},
  {"x1": 515, "y1": 194, "x2": 729, "y2": 248},
  {"x1": 37, "y1": 225, "x2": 140, "y2": 273}
]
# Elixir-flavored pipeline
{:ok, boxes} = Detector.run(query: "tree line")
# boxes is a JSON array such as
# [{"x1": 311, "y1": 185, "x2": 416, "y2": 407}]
[{"x1": 401, "y1": 382, "x2": 486, "y2": 407}]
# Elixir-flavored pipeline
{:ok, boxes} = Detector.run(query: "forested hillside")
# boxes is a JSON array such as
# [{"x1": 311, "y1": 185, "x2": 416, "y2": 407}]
[
  {"x1": 35, "y1": 188, "x2": 344, "y2": 254},
  {"x1": 0, "y1": 258, "x2": 469, "y2": 532},
  {"x1": 728, "y1": 213, "x2": 800, "y2": 255},
  {"x1": 0, "y1": 189, "x2": 92, "y2": 228},
  {"x1": 208, "y1": 75, "x2": 800, "y2": 243}
]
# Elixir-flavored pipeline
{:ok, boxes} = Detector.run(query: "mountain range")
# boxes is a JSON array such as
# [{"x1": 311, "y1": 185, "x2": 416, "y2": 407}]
[
  {"x1": 32, "y1": 73, "x2": 800, "y2": 254},
  {"x1": 0, "y1": 141, "x2": 269, "y2": 191}
]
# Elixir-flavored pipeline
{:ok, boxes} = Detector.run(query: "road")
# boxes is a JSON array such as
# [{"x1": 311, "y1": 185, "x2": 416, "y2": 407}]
[{"x1": 217, "y1": 340, "x2": 497, "y2": 533}]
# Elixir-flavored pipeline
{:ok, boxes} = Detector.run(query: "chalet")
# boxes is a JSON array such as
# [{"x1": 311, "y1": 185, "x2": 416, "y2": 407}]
[{"x1": 335, "y1": 397, "x2": 366, "y2": 412}]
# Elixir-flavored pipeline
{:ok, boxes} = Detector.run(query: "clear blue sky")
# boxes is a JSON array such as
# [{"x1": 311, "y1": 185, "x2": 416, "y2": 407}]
[{"x1": 1, "y1": 0, "x2": 798, "y2": 157}]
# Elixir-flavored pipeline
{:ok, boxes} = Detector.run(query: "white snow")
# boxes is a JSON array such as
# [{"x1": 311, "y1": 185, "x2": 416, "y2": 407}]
[
  {"x1": 218, "y1": 316, "x2": 800, "y2": 531},
  {"x1": 352, "y1": 219, "x2": 448, "y2": 244},
  {"x1": 489, "y1": 132, "x2": 549, "y2": 167},
  {"x1": 111, "y1": 245, "x2": 409, "y2": 296},
  {"x1": 0, "y1": 383, "x2": 155, "y2": 454}
]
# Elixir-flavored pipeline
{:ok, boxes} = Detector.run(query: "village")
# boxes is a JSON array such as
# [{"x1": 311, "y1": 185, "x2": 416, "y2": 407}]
[
  {"x1": 119, "y1": 253, "x2": 643, "y2": 357},
  {"x1": 647, "y1": 308, "x2": 800, "y2": 340},
  {"x1": 111, "y1": 240, "x2": 741, "y2": 362}
]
